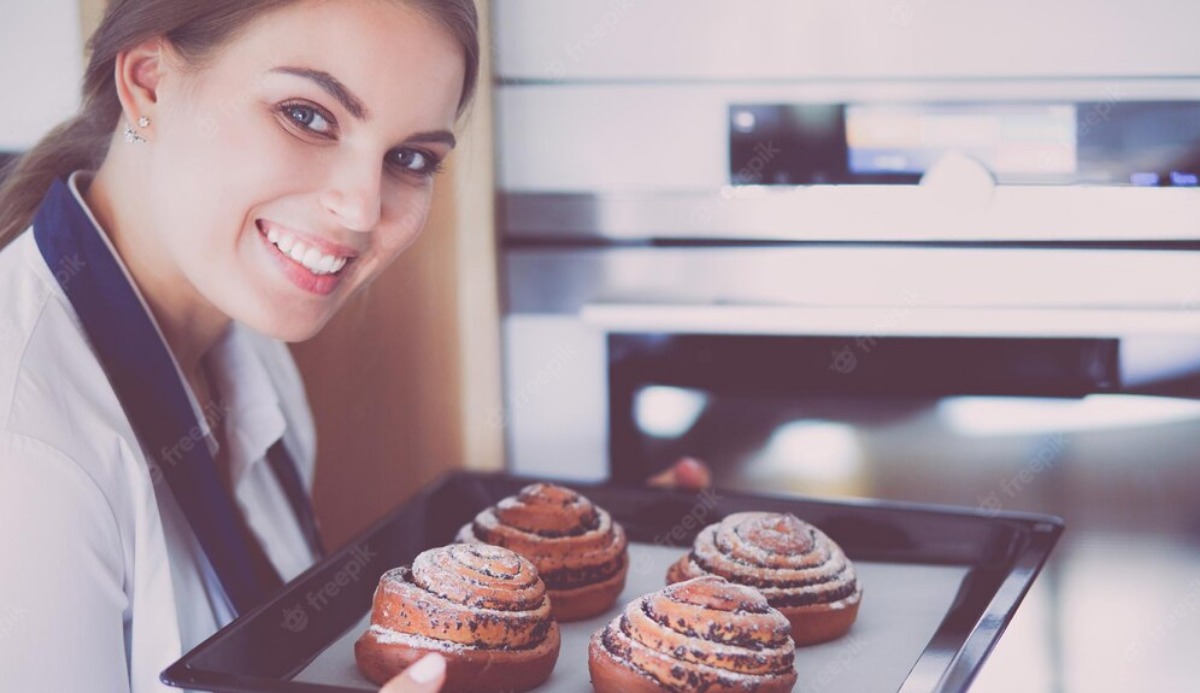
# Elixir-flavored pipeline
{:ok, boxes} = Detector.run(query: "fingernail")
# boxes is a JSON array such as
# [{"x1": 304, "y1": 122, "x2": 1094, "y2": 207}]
[{"x1": 407, "y1": 653, "x2": 446, "y2": 684}]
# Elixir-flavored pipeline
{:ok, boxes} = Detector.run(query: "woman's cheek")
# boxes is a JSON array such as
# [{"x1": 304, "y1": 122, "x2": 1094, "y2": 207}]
[
  {"x1": 244, "y1": 128, "x2": 312, "y2": 181},
  {"x1": 382, "y1": 189, "x2": 434, "y2": 255},
  {"x1": 213, "y1": 106, "x2": 306, "y2": 182}
]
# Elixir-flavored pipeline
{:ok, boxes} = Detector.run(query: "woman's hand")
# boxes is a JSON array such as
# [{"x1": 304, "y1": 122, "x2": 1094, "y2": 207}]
[
  {"x1": 379, "y1": 653, "x2": 446, "y2": 693},
  {"x1": 645, "y1": 456, "x2": 713, "y2": 491}
]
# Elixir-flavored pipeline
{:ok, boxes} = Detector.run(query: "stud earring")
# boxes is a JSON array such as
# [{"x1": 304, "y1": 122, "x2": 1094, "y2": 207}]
[{"x1": 124, "y1": 116, "x2": 150, "y2": 144}]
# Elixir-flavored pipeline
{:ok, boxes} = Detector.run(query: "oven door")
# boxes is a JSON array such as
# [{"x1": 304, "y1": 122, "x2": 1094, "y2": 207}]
[
  {"x1": 502, "y1": 244, "x2": 1200, "y2": 479},
  {"x1": 592, "y1": 330, "x2": 1200, "y2": 693}
]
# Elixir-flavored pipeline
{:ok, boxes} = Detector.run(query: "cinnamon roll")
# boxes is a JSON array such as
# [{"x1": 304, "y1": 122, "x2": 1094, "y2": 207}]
[
  {"x1": 667, "y1": 512, "x2": 862, "y2": 645},
  {"x1": 589, "y1": 575, "x2": 798, "y2": 693},
  {"x1": 354, "y1": 544, "x2": 560, "y2": 692},
  {"x1": 456, "y1": 483, "x2": 628, "y2": 620}
]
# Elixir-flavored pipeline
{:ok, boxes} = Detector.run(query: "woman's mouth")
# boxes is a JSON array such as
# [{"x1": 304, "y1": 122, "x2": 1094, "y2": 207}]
[
  {"x1": 257, "y1": 220, "x2": 358, "y2": 296},
  {"x1": 262, "y1": 226, "x2": 352, "y2": 276}
]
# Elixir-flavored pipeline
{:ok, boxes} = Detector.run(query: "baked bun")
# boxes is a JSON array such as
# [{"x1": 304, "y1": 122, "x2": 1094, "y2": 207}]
[
  {"x1": 667, "y1": 511, "x2": 861, "y2": 645},
  {"x1": 456, "y1": 483, "x2": 628, "y2": 621},
  {"x1": 589, "y1": 575, "x2": 798, "y2": 693},
  {"x1": 355, "y1": 544, "x2": 559, "y2": 692}
]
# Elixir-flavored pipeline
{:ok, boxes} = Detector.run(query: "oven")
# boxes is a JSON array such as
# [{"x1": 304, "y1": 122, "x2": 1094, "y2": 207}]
[{"x1": 493, "y1": 2, "x2": 1200, "y2": 690}]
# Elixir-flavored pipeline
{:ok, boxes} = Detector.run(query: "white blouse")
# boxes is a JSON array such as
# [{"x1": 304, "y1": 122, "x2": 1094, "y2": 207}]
[{"x1": 0, "y1": 174, "x2": 320, "y2": 692}]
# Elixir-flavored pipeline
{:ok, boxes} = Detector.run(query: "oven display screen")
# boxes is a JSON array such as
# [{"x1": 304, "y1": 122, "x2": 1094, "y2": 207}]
[
  {"x1": 845, "y1": 103, "x2": 1078, "y2": 178},
  {"x1": 729, "y1": 100, "x2": 1200, "y2": 186}
]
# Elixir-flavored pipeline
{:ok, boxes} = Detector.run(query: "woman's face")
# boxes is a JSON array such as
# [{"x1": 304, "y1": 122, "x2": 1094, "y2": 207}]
[{"x1": 144, "y1": 0, "x2": 465, "y2": 341}]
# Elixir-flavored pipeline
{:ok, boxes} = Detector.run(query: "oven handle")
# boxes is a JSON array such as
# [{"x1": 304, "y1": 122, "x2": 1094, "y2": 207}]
[{"x1": 580, "y1": 302, "x2": 1200, "y2": 337}]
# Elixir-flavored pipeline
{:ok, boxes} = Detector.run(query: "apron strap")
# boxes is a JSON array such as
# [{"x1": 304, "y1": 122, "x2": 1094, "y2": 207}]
[{"x1": 267, "y1": 440, "x2": 326, "y2": 558}]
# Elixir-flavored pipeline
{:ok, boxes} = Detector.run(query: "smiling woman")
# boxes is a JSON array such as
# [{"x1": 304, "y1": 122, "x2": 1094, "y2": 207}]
[{"x1": 0, "y1": 2, "x2": 479, "y2": 693}]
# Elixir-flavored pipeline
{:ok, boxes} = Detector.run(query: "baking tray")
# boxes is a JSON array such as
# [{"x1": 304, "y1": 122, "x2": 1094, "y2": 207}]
[{"x1": 162, "y1": 471, "x2": 1063, "y2": 693}]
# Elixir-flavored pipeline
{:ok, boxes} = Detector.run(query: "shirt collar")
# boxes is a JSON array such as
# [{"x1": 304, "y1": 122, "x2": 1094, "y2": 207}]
[{"x1": 205, "y1": 325, "x2": 287, "y2": 490}]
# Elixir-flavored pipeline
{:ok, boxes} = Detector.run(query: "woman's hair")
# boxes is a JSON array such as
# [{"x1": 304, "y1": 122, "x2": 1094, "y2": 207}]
[{"x1": 0, "y1": 0, "x2": 479, "y2": 249}]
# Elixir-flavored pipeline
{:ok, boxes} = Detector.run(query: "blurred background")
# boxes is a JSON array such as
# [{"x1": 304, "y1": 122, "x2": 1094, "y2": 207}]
[{"x1": 4, "y1": 1, "x2": 1200, "y2": 691}]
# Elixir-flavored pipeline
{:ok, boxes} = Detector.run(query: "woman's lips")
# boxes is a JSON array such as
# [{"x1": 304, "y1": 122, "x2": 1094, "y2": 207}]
[
  {"x1": 257, "y1": 221, "x2": 355, "y2": 296},
  {"x1": 257, "y1": 220, "x2": 358, "y2": 273}
]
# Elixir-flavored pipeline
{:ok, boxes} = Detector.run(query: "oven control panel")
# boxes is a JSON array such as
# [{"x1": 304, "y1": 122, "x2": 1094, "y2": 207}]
[{"x1": 730, "y1": 100, "x2": 1200, "y2": 187}]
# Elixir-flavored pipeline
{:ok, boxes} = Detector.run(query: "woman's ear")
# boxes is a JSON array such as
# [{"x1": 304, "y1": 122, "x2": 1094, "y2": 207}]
[{"x1": 113, "y1": 39, "x2": 168, "y2": 139}]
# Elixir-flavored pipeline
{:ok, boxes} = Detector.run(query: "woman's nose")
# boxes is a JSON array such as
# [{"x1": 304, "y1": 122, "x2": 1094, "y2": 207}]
[{"x1": 319, "y1": 162, "x2": 382, "y2": 232}]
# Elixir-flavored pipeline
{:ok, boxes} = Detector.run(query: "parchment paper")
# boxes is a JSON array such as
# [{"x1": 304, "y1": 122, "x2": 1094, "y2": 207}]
[{"x1": 293, "y1": 543, "x2": 969, "y2": 692}]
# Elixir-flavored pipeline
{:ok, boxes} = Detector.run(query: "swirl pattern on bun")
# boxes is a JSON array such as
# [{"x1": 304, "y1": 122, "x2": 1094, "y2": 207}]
[
  {"x1": 457, "y1": 483, "x2": 628, "y2": 620},
  {"x1": 667, "y1": 511, "x2": 862, "y2": 645},
  {"x1": 355, "y1": 544, "x2": 560, "y2": 693},
  {"x1": 588, "y1": 575, "x2": 798, "y2": 693}
]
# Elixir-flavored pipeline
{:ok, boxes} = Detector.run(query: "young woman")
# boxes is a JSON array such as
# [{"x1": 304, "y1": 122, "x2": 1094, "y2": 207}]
[
  {"x1": 0, "y1": 1, "x2": 475, "y2": 691},
  {"x1": 0, "y1": 1, "x2": 712, "y2": 690}
]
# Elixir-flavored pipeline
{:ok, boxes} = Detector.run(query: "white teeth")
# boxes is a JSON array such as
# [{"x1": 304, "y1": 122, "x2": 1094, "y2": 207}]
[
  {"x1": 301, "y1": 247, "x2": 323, "y2": 272},
  {"x1": 288, "y1": 241, "x2": 309, "y2": 263},
  {"x1": 262, "y1": 226, "x2": 351, "y2": 276}
]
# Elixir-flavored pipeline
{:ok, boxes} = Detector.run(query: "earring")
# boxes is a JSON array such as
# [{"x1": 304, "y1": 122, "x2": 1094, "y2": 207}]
[{"x1": 124, "y1": 116, "x2": 150, "y2": 144}]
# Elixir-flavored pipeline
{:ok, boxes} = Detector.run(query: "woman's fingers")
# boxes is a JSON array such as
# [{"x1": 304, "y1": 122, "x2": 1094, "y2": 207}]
[
  {"x1": 379, "y1": 653, "x2": 446, "y2": 693},
  {"x1": 645, "y1": 457, "x2": 713, "y2": 491}
]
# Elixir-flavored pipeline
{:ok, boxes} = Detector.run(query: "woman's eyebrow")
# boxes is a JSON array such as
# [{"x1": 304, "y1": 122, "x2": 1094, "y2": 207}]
[
  {"x1": 407, "y1": 130, "x2": 458, "y2": 149},
  {"x1": 271, "y1": 66, "x2": 369, "y2": 121}
]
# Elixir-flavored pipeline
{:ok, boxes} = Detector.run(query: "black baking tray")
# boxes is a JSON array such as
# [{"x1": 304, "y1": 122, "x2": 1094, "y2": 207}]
[{"x1": 162, "y1": 471, "x2": 1063, "y2": 693}]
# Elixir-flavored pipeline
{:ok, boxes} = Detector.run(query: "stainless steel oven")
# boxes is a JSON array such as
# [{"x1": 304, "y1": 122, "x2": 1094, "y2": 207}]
[{"x1": 493, "y1": 2, "x2": 1200, "y2": 690}]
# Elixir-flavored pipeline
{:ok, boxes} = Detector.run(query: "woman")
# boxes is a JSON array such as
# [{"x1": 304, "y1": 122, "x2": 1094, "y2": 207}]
[
  {"x1": 0, "y1": 2, "x2": 709, "y2": 691},
  {"x1": 0, "y1": 0, "x2": 471, "y2": 690}
]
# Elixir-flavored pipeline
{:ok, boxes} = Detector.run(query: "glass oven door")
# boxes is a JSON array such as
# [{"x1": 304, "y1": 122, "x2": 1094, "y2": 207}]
[{"x1": 607, "y1": 333, "x2": 1200, "y2": 692}]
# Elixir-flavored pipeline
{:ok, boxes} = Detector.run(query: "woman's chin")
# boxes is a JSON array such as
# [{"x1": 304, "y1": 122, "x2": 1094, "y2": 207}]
[{"x1": 240, "y1": 308, "x2": 335, "y2": 343}]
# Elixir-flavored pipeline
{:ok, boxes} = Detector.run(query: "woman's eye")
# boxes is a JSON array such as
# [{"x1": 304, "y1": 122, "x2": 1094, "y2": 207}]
[
  {"x1": 389, "y1": 147, "x2": 444, "y2": 176},
  {"x1": 282, "y1": 103, "x2": 334, "y2": 135}
]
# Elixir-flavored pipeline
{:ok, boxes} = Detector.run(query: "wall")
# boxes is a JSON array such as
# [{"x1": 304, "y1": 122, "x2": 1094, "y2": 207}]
[{"x1": 0, "y1": 0, "x2": 84, "y2": 150}]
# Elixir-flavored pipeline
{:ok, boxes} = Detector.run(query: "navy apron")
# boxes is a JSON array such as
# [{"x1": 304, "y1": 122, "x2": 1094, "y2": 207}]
[{"x1": 33, "y1": 177, "x2": 324, "y2": 614}]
